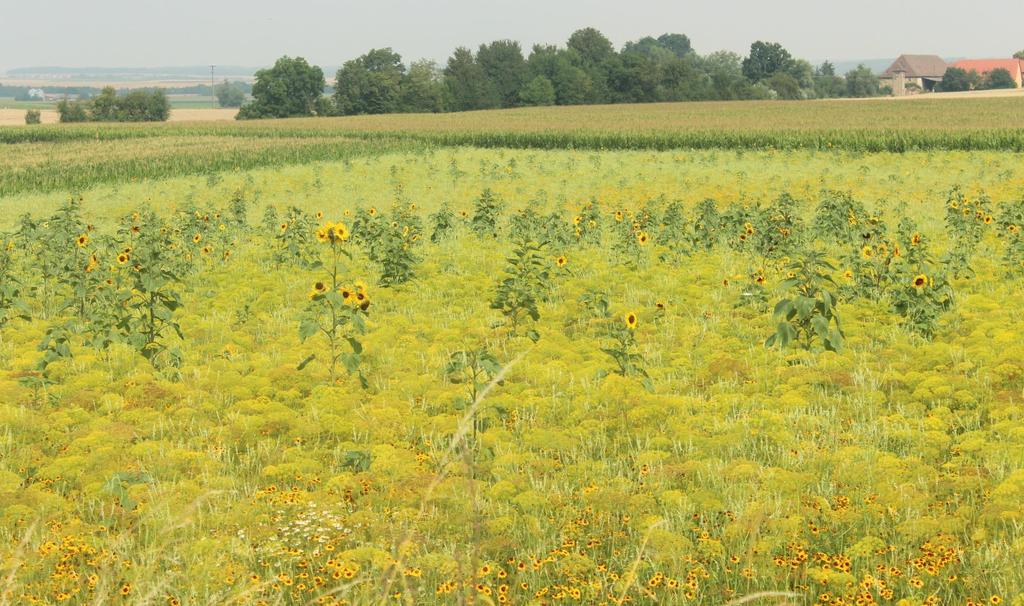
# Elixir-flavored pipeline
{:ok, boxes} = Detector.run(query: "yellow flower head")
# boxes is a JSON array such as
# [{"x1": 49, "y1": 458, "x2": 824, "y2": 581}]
[
  {"x1": 556, "y1": 255, "x2": 567, "y2": 268},
  {"x1": 624, "y1": 311, "x2": 638, "y2": 330},
  {"x1": 912, "y1": 274, "x2": 928, "y2": 290},
  {"x1": 76, "y1": 234, "x2": 89, "y2": 247},
  {"x1": 331, "y1": 222, "x2": 350, "y2": 242}
]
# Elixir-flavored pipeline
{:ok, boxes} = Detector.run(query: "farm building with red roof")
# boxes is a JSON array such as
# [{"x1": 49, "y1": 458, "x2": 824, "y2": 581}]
[{"x1": 951, "y1": 59, "x2": 1023, "y2": 87}]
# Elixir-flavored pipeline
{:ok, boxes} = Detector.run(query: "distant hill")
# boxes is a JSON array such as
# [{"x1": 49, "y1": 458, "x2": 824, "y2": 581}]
[{"x1": 4, "y1": 65, "x2": 258, "y2": 81}]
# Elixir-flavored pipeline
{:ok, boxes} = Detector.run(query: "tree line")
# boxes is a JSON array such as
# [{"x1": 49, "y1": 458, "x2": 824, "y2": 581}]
[
  {"x1": 237, "y1": 28, "x2": 888, "y2": 120},
  {"x1": 57, "y1": 87, "x2": 170, "y2": 122}
]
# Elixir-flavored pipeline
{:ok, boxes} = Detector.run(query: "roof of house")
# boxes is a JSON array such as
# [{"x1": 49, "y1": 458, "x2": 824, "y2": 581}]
[
  {"x1": 882, "y1": 54, "x2": 948, "y2": 78},
  {"x1": 951, "y1": 59, "x2": 1023, "y2": 75}
]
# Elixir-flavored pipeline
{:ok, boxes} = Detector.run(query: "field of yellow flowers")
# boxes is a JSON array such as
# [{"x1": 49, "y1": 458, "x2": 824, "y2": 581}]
[{"x1": 1, "y1": 146, "x2": 1023, "y2": 606}]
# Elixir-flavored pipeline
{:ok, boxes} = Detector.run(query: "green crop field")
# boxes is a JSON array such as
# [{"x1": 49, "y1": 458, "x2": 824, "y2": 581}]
[{"x1": 1, "y1": 99, "x2": 1023, "y2": 606}]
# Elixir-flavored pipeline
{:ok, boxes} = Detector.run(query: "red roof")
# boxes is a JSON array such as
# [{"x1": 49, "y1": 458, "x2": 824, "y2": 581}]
[{"x1": 951, "y1": 59, "x2": 1023, "y2": 76}]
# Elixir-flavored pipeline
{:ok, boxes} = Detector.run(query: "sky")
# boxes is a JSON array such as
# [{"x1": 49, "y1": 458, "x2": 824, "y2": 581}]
[{"x1": 0, "y1": 0, "x2": 1020, "y2": 73}]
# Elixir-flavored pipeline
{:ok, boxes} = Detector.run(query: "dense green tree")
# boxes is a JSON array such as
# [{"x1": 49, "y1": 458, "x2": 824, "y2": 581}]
[
  {"x1": 1014, "y1": 50, "x2": 1024, "y2": 60},
  {"x1": 57, "y1": 99, "x2": 89, "y2": 122},
  {"x1": 767, "y1": 72, "x2": 801, "y2": 99},
  {"x1": 813, "y1": 61, "x2": 845, "y2": 98},
  {"x1": 90, "y1": 87, "x2": 119, "y2": 121},
  {"x1": 567, "y1": 27, "x2": 615, "y2": 67},
  {"x1": 399, "y1": 60, "x2": 446, "y2": 113},
  {"x1": 526, "y1": 45, "x2": 591, "y2": 105},
  {"x1": 608, "y1": 50, "x2": 659, "y2": 103},
  {"x1": 844, "y1": 64, "x2": 880, "y2": 97},
  {"x1": 237, "y1": 56, "x2": 325, "y2": 119},
  {"x1": 938, "y1": 67, "x2": 978, "y2": 92},
  {"x1": 567, "y1": 27, "x2": 615, "y2": 103},
  {"x1": 704, "y1": 51, "x2": 753, "y2": 100},
  {"x1": 519, "y1": 76, "x2": 556, "y2": 106},
  {"x1": 742, "y1": 41, "x2": 795, "y2": 82},
  {"x1": 656, "y1": 33, "x2": 693, "y2": 58},
  {"x1": 333, "y1": 48, "x2": 406, "y2": 115},
  {"x1": 983, "y1": 68, "x2": 1016, "y2": 89},
  {"x1": 477, "y1": 40, "x2": 528, "y2": 107},
  {"x1": 658, "y1": 54, "x2": 710, "y2": 101},
  {"x1": 215, "y1": 80, "x2": 246, "y2": 107},
  {"x1": 444, "y1": 47, "x2": 499, "y2": 111}
]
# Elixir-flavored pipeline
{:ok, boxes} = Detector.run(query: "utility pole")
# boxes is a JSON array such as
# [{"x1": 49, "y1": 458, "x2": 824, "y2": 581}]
[{"x1": 210, "y1": 65, "x2": 216, "y2": 108}]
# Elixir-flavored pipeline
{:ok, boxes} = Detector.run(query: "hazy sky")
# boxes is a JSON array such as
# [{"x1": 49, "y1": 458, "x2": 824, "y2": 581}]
[{"x1": 1, "y1": 0, "x2": 1020, "y2": 72}]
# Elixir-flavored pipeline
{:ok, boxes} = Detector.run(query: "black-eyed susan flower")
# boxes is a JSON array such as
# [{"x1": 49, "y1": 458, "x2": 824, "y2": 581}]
[
  {"x1": 625, "y1": 311, "x2": 638, "y2": 330},
  {"x1": 76, "y1": 234, "x2": 89, "y2": 247},
  {"x1": 912, "y1": 274, "x2": 928, "y2": 290},
  {"x1": 556, "y1": 255, "x2": 567, "y2": 268},
  {"x1": 636, "y1": 232, "x2": 649, "y2": 245}
]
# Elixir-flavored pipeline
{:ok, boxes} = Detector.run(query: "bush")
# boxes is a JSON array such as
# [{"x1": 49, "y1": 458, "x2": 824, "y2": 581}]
[
  {"x1": 983, "y1": 68, "x2": 1016, "y2": 90},
  {"x1": 24, "y1": 109, "x2": 41, "y2": 125},
  {"x1": 939, "y1": 67, "x2": 979, "y2": 92}
]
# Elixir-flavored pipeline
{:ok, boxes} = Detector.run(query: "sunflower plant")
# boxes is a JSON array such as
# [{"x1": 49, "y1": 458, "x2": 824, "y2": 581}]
[
  {"x1": 297, "y1": 221, "x2": 371, "y2": 387},
  {"x1": 766, "y1": 252, "x2": 844, "y2": 352},
  {"x1": 444, "y1": 347, "x2": 502, "y2": 440},
  {"x1": 890, "y1": 271, "x2": 954, "y2": 338},
  {"x1": 429, "y1": 203, "x2": 456, "y2": 243},
  {"x1": 0, "y1": 238, "x2": 30, "y2": 332},
  {"x1": 490, "y1": 239, "x2": 550, "y2": 342},
  {"x1": 812, "y1": 190, "x2": 867, "y2": 245},
  {"x1": 362, "y1": 213, "x2": 420, "y2": 288},
  {"x1": 942, "y1": 187, "x2": 993, "y2": 279},
  {"x1": 273, "y1": 206, "x2": 320, "y2": 268},
  {"x1": 471, "y1": 188, "x2": 504, "y2": 238},
  {"x1": 112, "y1": 211, "x2": 185, "y2": 369},
  {"x1": 600, "y1": 310, "x2": 653, "y2": 392},
  {"x1": 996, "y1": 198, "x2": 1024, "y2": 275}
]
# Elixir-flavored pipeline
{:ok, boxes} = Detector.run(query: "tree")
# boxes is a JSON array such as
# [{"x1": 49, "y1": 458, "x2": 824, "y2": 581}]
[
  {"x1": 1014, "y1": 50, "x2": 1024, "y2": 60},
  {"x1": 399, "y1": 60, "x2": 446, "y2": 113},
  {"x1": 813, "y1": 61, "x2": 845, "y2": 98},
  {"x1": 657, "y1": 54, "x2": 710, "y2": 101},
  {"x1": 24, "y1": 109, "x2": 41, "y2": 124},
  {"x1": 657, "y1": 33, "x2": 693, "y2": 58},
  {"x1": 938, "y1": 67, "x2": 977, "y2": 92},
  {"x1": 608, "y1": 50, "x2": 659, "y2": 103},
  {"x1": 742, "y1": 41, "x2": 795, "y2": 82},
  {"x1": 215, "y1": 80, "x2": 246, "y2": 107},
  {"x1": 237, "y1": 56, "x2": 325, "y2": 119},
  {"x1": 477, "y1": 40, "x2": 528, "y2": 108},
  {"x1": 527, "y1": 44, "x2": 591, "y2": 105},
  {"x1": 767, "y1": 72, "x2": 801, "y2": 99},
  {"x1": 567, "y1": 27, "x2": 616, "y2": 103},
  {"x1": 90, "y1": 87, "x2": 119, "y2": 121},
  {"x1": 57, "y1": 98, "x2": 89, "y2": 122},
  {"x1": 333, "y1": 48, "x2": 405, "y2": 115},
  {"x1": 567, "y1": 27, "x2": 615, "y2": 67},
  {"x1": 704, "y1": 51, "x2": 753, "y2": 100},
  {"x1": 519, "y1": 76, "x2": 556, "y2": 106},
  {"x1": 845, "y1": 64, "x2": 880, "y2": 97},
  {"x1": 444, "y1": 47, "x2": 498, "y2": 111},
  {"x1": 983, "y1": 68, "x2": 1016, "y2": 89}
]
